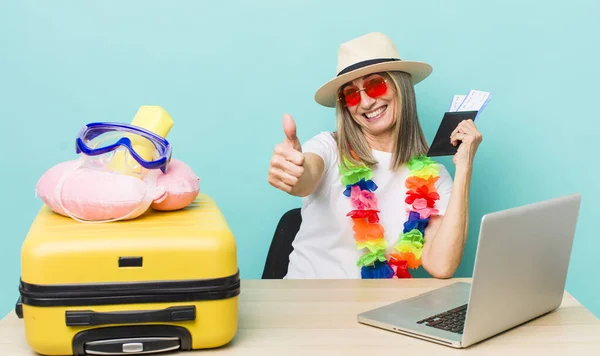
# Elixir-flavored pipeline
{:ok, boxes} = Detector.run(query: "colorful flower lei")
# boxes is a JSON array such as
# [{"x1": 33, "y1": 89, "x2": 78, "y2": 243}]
[{"x1": 340, "y1": 152, "x2": 441, "y2": 278}]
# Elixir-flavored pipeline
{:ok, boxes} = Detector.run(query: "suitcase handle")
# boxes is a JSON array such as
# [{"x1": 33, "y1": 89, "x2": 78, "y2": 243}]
[
  {"x1": 65, "y1": 305, "x2": 196, "y2": 326},
  {"x1": 72, "y1": 325, "x2": 192, "y2": 356}
]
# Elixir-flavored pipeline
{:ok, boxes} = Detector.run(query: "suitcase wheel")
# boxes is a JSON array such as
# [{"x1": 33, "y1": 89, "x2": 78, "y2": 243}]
[{"x1": 15, "y1": 297, "x2": 23, "y2": 319}]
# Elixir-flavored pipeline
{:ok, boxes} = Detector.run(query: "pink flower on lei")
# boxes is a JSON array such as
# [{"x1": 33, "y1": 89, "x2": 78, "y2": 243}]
[
  {"x1": 409, "y1": 198, "x2": 439, "y2": 219},
  {"x1": 350, "y1": 185, "x2": 378, "y2": 210}
]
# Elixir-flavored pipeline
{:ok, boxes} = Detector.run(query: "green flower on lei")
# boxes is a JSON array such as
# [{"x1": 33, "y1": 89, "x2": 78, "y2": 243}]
[
  {"x1": 407, "y1": 155, "x2": 440, "y2": 179},
  {"x1": 339, "y1": 157, "x2": 374, "y2": 186},
  {"x1": 356, "y1": 248, "x2": 387, "y2": 267}
]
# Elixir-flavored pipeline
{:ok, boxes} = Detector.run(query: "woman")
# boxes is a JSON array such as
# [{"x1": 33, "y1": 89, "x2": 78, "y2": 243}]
[{"x1": 268, "y1": 32, "x2": 482, "y2": 279}]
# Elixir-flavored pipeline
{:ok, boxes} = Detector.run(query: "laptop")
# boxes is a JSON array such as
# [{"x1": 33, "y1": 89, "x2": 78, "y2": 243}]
[{"x1": 357, "y1": 193, "x2": 582, "y2": 348}]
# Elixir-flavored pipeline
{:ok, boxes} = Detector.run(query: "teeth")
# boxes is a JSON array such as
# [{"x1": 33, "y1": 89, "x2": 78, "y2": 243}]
[{"x1": 365, "y1": 106, "x2": 386, "y2": 119}]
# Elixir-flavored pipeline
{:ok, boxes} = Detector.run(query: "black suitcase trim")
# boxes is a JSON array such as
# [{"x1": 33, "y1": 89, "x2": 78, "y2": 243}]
[{"x1": 19, "y1": 270, "x2": 240, "y2": 307}]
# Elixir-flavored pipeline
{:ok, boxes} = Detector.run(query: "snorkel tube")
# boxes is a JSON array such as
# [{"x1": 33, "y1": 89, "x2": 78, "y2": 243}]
[{"x1": 102, "y1": 106, "x2": 174, "y2": 175}]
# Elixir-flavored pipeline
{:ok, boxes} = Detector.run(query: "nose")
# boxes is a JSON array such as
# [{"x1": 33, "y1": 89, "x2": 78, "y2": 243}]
[{"x1": 359, "y1": 90, "x2": 376, "y2": 109}]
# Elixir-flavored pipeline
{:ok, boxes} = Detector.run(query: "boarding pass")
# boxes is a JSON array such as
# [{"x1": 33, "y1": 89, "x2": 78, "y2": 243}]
[{"x1": 448, "y1": 90, "x2": 492, "y2": 117}]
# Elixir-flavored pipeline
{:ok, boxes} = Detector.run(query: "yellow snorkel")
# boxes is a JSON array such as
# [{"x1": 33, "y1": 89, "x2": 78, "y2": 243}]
[{"x1": 108, "y1": 106, "x2": 174, "y2": 175}]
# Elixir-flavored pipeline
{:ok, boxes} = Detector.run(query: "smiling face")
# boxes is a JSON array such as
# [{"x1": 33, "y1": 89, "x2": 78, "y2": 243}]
[
  {"x1": 336, "y1": 70, "x2": 429, "y2": 168},
  {"x1": 339, "y1": 73, "x2": 399, "y2": 138}
]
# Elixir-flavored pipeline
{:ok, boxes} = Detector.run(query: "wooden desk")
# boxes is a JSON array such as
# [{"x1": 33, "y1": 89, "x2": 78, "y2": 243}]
[{"x1": 1, "y1": 278, "x2": 599, "y2": 355}]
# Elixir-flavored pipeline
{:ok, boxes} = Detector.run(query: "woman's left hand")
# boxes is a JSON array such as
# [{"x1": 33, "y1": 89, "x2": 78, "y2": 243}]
[{"x1": 450, "y1": 119, "x2": 483, "y2": 167}]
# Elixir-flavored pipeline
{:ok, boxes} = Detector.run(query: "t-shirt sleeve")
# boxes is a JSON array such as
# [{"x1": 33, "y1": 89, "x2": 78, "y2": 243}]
[
  {"x1": 434, "y1": 163, "x2": 454, "y2": 216},
  {"x1": 301, "y1": 131, "x2": 337, "y2": 174}
]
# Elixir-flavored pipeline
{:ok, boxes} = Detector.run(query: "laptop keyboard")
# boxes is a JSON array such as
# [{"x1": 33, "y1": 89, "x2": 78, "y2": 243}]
[{"x1": 416, "y1": 304, "x2": 468, "y2": 334}]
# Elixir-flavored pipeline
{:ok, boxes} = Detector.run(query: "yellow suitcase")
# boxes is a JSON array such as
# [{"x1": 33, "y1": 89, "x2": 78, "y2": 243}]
[{"x1": 15, "y1": 193, "x2": 240, "y2": 356}]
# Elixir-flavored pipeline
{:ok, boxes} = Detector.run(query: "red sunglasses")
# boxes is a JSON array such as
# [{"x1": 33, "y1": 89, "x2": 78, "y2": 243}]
[{"x1": 338, "y1": 75, "x2": 388, "y2": 107}]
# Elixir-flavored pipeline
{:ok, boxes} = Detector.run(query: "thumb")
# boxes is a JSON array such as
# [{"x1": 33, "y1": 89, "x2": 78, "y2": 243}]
[{"x1": 282, "y1": 113, "x2": 301, "y2": 151}]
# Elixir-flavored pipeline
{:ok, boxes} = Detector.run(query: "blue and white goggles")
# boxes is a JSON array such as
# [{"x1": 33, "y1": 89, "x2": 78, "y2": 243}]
[{"x1": 75, "y1": 122, "x2": 172, "y2": 173}]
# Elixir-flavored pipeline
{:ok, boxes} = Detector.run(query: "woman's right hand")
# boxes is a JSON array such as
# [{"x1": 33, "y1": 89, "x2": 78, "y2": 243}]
[{"x1": 268, "y1": 114, "x2": 305, "y2": 194}]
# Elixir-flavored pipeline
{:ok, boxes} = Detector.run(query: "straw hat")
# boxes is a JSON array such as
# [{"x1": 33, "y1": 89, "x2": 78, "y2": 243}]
[{"x1": 314, "y1": 32, "x2": 432, "y2": 107}]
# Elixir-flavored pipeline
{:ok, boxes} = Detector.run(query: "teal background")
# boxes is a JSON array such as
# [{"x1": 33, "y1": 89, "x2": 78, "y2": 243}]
[{"x1": 1, "y1": 0, "x2": 598, "y2": 319}]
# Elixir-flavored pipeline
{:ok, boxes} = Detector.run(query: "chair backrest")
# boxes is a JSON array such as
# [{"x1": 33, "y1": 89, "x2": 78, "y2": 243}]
[{"x1": 261, "y1": 208, "x2": 302, "y2": 279}]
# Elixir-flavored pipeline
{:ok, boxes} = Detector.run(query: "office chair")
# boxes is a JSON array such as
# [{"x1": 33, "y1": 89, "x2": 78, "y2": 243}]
[{"x1": 261, "y1": 208, "x2": 302, "y2": 279}]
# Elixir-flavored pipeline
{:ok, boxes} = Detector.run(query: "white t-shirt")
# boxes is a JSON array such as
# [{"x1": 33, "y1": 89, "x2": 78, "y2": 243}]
[{"x1": 284, "y1": 132, "x2": 454, "y2": 279}]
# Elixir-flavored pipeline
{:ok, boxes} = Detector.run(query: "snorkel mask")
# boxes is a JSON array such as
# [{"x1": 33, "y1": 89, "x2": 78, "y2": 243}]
[
  {"x1": 53, "y1": 108, "x2": 174, "y2": 223},
  {"x1": 75, "y1": 122, "x2": 172, "y2": 175}
]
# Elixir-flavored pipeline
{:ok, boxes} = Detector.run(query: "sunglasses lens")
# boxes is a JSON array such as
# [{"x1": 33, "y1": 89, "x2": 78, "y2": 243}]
[
  {"x1": 340, "y1": 77, "x2": 388, "y2": 107},
  {"x1": 365, "y1": 77, "x2": 387, "y2": 98},
  {"x1": 342, "y1": 87, "x2": 361, "y2": 106}
]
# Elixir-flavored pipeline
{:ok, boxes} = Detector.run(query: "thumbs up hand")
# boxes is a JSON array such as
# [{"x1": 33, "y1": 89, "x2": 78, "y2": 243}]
[
  {"x1": 283, "y1": 113, "x2": 302, "y2": 152},
  {"x1": 268, "y1": 114, "x2": 305, "y2": 194}
]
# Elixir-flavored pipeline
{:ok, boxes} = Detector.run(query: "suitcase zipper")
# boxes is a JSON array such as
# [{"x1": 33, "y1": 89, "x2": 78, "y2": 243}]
[{"x1": 19, "y1": 270, "x2": 240, "y2": 307}]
